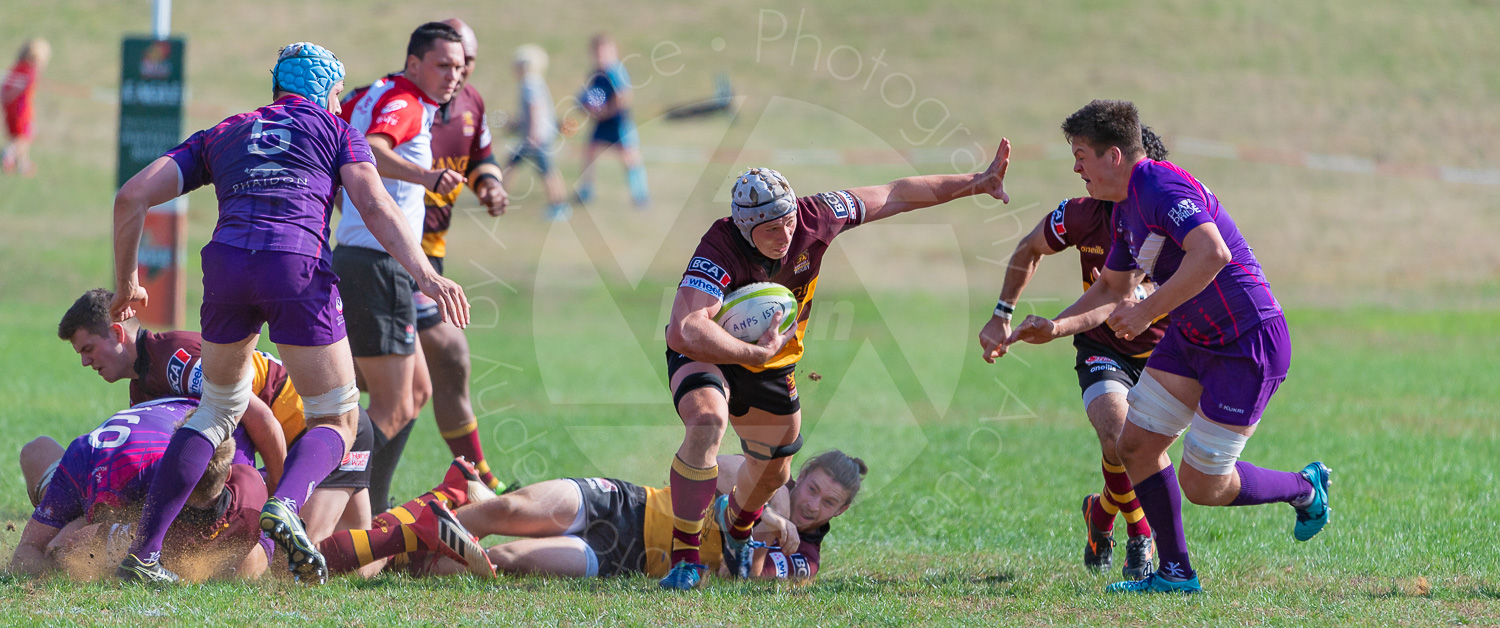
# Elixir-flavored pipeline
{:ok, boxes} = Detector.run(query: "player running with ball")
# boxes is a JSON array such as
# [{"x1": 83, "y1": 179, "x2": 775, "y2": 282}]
[
  {"x1": 109, "y1": 42, "x2": 468, "y2": 584},
  {"x1": 1005, "y1": 100, "x2": 1330, "y2": 594},
  {"x1": 658, "y1": 142, "x2": 1012, "y2": 589}
]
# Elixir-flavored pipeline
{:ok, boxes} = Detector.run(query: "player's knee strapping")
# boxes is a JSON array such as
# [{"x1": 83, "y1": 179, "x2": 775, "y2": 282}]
[
  {"x1": 1125, "y1": 372, "x2": 1194, "y2": 437},
  {"x1": 741, "y1": 434, "x2": 803, "y2": 461},
  {"x1": 1182, "y1": 414, "x2": 1250, "y2": 475},
  {"x1": 672, "y1": 371, "x2": 727, "y2": 410},
  {"x1": 303, "y1": 381, "x2": 359, "y2": 419},
  {"x1": 1083, "y1": 379, "x2": 1131, "y2": 409},
  {"x1": 186, "y1": 374, "x2": 253, "y2": 444}
]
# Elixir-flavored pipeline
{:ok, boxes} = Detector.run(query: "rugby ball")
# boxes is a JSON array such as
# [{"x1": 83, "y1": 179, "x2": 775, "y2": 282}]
[{"x1": 714, "y1": 282, "x2": 798, "y2": 343}]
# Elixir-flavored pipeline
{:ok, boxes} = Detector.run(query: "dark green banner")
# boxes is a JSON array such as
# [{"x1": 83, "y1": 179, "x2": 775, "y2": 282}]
[{"x1": 117, "y1": 37, "x2": 185, "y2": 187}]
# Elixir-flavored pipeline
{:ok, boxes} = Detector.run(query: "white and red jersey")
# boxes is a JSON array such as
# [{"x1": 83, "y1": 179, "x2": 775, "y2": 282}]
[{"x1": 335, "y1": 74, "x2": 438, "y2": 252}]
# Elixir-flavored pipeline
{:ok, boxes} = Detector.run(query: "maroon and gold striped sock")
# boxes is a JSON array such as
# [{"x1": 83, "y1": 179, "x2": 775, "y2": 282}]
[
  {"x1": 725, "y1": 489, "x2": 762, "y2": 542},
  {"x1": 1102, "y1": 457, "x2": 1151, "y2": 538},
  {"x1": 668, "y1": 456, "x2": 717, "y2": 566}
]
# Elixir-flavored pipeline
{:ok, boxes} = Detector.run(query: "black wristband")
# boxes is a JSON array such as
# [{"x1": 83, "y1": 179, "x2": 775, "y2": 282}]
[
  {"x1": 428, "y1": 168, "x2": 452, "y2": 192},
  {"x1": 474, "y1": 172, "x2": 502, "y2": 188}
]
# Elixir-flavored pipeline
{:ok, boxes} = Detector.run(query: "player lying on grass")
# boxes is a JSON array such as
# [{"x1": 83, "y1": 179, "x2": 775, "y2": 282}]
[
  {"x1": 407, "y1": 450, "x2": 865, "y2": 582},
  {"x1": 11, "y1": 398, "x2": 268, "y2": 581},
  {"x1": 109, "y1": 40, "x2": 468, "y2": 584},
  {"x1": 59, "y1": 288, "x2": 379, "y2": 548},
  {"x1": 978, "y1": 127, "x2": 1173, "y2": 579},
  {"x1": 659, "y1": 140, "x2": 1010, "y2": 589},
  {"x1": 1005, "y1": 100, "x2": 1331, "y2": 594}
]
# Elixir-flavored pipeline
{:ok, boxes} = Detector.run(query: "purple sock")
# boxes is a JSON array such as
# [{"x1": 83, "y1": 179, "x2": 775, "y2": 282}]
[
  {"x1": 1230, "y1": 461, "x2": 1313, "y2": 506},
  {"x1": 129, "y1": 429, "x2": 217, "y2": 561},
  {"x1": 272, "y1": 426, "x2": 345, "y2": 511},
  {"x1": 1133, "y1": 464, "x2": 1195, "y2": 581}
]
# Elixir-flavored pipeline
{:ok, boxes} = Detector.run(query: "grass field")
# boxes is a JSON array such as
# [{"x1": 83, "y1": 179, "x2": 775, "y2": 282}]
[{"x1": 1, "y1": 0, "x2": 1499, "y2": 625}]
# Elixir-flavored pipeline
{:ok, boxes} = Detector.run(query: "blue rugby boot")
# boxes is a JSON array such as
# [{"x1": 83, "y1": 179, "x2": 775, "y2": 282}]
[
  {"x1": 714, "y1": 494, "x2": 753, "y2": 579},
  {"x1": 658, "y1": 561, "x2": 707, "y2": 590},
  {"x1": 1293, "y1": 461, "x2": 1332, "y2": 541},
  {"x1": 1105, "y1": 571, "x2": 1203, "y2": 594}
]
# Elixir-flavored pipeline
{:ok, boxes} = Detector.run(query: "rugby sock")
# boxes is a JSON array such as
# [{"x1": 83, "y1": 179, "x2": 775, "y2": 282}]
[
  {"x1": 1133, "y1": 464, "x2": 1195, "y2": 581},
  {"x1": 272, "y1": 426, "x2": 344, "y2": 511},
  {"x1": 725, "y1": 489, "x2": 763, "y2": 542},
  {"x1": 368, "y1": 421, "x2": 416, "y2": 512},
  {"x1": 626, "y1": 165, "x2": 649, "y2": 205},
  {"x1": 128, "y1": 429, "x2": 217, "y2": 561},
  {"x1": 320, "y1": 499, "x2": 432, "y2": 573},
  {"x1": 440, "y1": 422, "x2": 501, "y2": 490},
  {"x1": 1229, "y1": 461, "x2": 1315, "y2": 507},
  {"x1": 1101, "y1": 458, "x2": 1151, "y2": 538},
  {"x1": 668, "y1": 456, "x2": 718, "y2": 566}
]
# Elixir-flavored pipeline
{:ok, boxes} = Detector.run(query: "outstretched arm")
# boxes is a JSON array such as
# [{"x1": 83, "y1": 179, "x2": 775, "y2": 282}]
[
  {"x1": 980, "y1": 214, "x2": 1065, "y2": 363},
  {"x1": 341, "y1": 161, "x2": 470, "y2": 328},
  {"x1": 110, "y1": 156, "x2": 183, "y2": 321},
  {"x1": 849, "y1": 139, "x2": 1010, "y2": 223}
]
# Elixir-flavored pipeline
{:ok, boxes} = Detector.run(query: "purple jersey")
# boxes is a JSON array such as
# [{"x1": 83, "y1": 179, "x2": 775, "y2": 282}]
[
  {"x1": 31, "y1": 398, "x2": 197, "y2": 528},
  {"x1": 1105, "y1": 160, "x2": 1281, "y2": 346},
  {"x1": 165, "y1": 94, "x2": 375, "y2": 259}
]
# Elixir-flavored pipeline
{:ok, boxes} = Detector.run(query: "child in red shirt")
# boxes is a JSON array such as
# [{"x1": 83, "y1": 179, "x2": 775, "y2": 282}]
[{"x1": 2, "y1": 38, "x2": 50, "y2": 176}]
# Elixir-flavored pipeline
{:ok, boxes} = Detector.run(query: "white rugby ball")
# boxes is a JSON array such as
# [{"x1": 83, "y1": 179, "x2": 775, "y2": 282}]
[{"x1": 714, "y1": 282, "x2": 798, "y2": 343}]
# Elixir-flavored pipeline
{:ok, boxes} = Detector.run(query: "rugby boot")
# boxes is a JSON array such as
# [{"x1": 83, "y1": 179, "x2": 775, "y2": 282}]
[
  {"x1": 1080, "y1": 494, "x2": 1114, "y2": 573},
  {"x1": 260, "y1": 497, "x2": 327, "y2": 584},
  {"x1": 433, "y1": 456, "x2": 498, "y2": 509},
  {"x1": 416, "y1": 500, "x2": 496, "y2": 578},
  {"x1": 1105, "y1": 572, "x2": 1203, "y2": 594},
  {"x1": 1121, "y1": 535, "x2": 1156, "y2": 579},
  {"x1": 714, "y1": 494, "x2": 753, "y2": 579},
  {"x1": 116, "y1": 553, "x2": 180, "y2": 585},
  {"x1": 658, "y1": 561, "x2": 708, "y2": 590},
  {"x1": 1293, "y1": 461, "x2": 1333, "y2": 541}
]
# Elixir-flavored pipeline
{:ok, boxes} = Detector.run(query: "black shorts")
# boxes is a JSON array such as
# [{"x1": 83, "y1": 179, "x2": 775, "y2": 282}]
[
  {"x1": 414, "y1": 255, "x2": 444, "y2": 333},
  {"x1": 332, "y1": 245, "x2": 417, "y2": 358},
  {"x1": 570, "y1": 477, "x2": 649, "y2": 578},
  {"x1": 666, "y1": 350, "x2": 801, "y2": 417},
  {"x1": 1073, "y1": 334, "x2": 1148, "y2": 404},
  {"x1": 315, "y1": 410, "x2": 374, "y2": 490}
]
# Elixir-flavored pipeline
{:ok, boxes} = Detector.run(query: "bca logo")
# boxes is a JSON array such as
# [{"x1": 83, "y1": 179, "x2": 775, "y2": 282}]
[
  {"x1": 1050, "y1": 201, "x2": 1067, "y2": 238},
  {"x1": 688, "y1": 257, "x2": 731, "y2": 287},
  {"x1": 167, "y1": 349, "x2": 191, "y2": 393},
  {"x1": 1167, "y1": 199, "x2": 1201, "y2": 226}
]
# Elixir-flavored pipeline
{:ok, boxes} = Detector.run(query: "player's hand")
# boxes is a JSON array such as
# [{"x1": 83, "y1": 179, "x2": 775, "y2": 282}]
[
  {"x1": 755, "y1": 511, "x2": 802, "y2": 556},
  {"x1": 110, "y1": 281, "x2": 148, "y2": 322},
  {"x1": 429, "y1": 168, "x2": 467, "y2": 196},
  {"x1": 419, "y1": 274, "x2": 471, "y2": 329},
  {"x1": 1106, "y1": 300, "x2": 1153, "y2": 341},
  {"x1": 477, "y1": 178, "x2": 509, "y2": 217},
  {"x1": 754, "y1": 310, "x2": 798, "y2": 361},
  {"x1": 979, "y1": 315, "x2": 1013, "y2": 363},
  {"x1": 1005, "y1": 314, "x2": 1058, "y2": 346},
  {"x1": 973, "y1": 138, "x2": 1011, "y2": 204}
]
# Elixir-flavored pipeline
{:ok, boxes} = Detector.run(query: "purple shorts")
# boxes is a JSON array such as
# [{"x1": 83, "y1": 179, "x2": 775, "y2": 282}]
[
  {"x1": 200, "y1": 241, "x2": 346, "y2": 347},
  {"x1": 1146, "y1": 315, "x2": 1291, "y2": 426}
]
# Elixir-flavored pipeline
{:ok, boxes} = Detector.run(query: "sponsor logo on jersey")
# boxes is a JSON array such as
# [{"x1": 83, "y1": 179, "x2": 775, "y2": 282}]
[
  {"x1": 187, "y1": 363, "x2": 204, "y2": 396},
  {"x1": 768, "y1": 552, "x2": 790, "y2": 578},
  {"x1": 1050, "y1": 201, "x2": 1068, "y2": 239},
  {"x1": 1084, "y1": 355, "x2": 1121, "y2": 373},
  {"x1": 380, "y1": 99, "x2": 409, "y2": 114},
  {"x1": 244, "y1": 163, "x2": 288, "y2": 178},
  {"x1": 339, "y1": 450, "x2": 371, "y2": 472},
  {"x1": 786, "y1": 373, "x2": 798, "y2": 401},
  {"x1": 794, "y1": 252, "x2": 810, "y2": 274},
  {"x1": 583, "y1": 478, "x2": 619, "y2": 493},
  {"x1": 688, "y1": 257, "x2": 731, "y2": 286},
  {"x1": 404, "y1": 324, "x2": 416, "y2": 344},
  {"x1": 376, "y1": 113, "x2": 401, "y2": 128},
  {"x1": 167, "y1": 348, "x2": 191, "y2": 393},
  {"x1": 791, "y1": 554, "x2": 811, "y2": 579},
  {"x1": 818, "y1": 191, "x2": 853, "y2": 219},
  {"x1": 1217, "y1": 403, "x2": 1246, "y2": 414},
  {"x1": 1077, "y1": 245, "x2": 1105, "y2": 255},
  {"x1": 1168, "y1": 199, "x2": 1201, "y2": 226},
  {"x1": 680, "y1": 276, "x2": 724, "y2": 301}
]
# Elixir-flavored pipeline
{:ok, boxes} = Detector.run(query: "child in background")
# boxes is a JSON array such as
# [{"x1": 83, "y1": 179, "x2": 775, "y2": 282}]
[
  {"x1": 2, "y1": 38, "x2": 50, "y2": 176},
  {"x1": 506, "y1": 44, "x2": 572, "y2": 221},
  {"x1": 576, "y1": 33, "x2": 648, "y2": 209}
]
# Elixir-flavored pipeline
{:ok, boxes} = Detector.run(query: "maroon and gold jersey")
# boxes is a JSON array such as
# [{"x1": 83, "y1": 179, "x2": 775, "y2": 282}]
[
  {"x1": 1040, "y1": 198, "x2": 1167, "y2": 358},
  {"x1": 128, "y1": 329, "x2": 291, "y2": 418},
  {"x1": 164, "y1": 463, "x2": 267, "y2": 563},
  {"x1": 679, "y1": 191, "x2": 867, "y2": 371},
  {"x1": 423, "y1": 83, "x2": 493, "y2": 258}
]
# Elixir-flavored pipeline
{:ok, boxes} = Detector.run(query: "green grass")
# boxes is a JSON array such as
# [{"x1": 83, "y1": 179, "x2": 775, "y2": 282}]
[{"x1": 1, "y1": 0, "x2": 1499, "y2": 624}]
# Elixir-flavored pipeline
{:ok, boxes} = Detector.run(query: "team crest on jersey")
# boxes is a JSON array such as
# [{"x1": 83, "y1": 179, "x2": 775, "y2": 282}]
[
  {"x1": 1050, "y1": 201, "x2": 1068, "y2": 239},
  {"x1": 167, "y1": 349, "x2": 191, "y2": 393},
  {"x1": 1168, "y1": 199, "x2": 1201, "y2": 225},
  {"x1": 462, "y1": 111, "x2": 476, "y2": 137},
  {"x1": 1085, "y1": 355, "x2": 1121, "y2": 372},
  {"x1": 688, "y1": 257, "x2": 731, "y2": 286},
  {"x1": 794, "y1": 252, "x2": 810, "y2": 274},
  {"x1": 380, "y1": 99, "x2": 408, "y2": 114}
]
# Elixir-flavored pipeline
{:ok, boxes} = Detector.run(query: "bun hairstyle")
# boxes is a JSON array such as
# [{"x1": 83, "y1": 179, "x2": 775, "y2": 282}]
[{"x1": 798, "y1": 449, "x2": 868, "y2": 506}]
